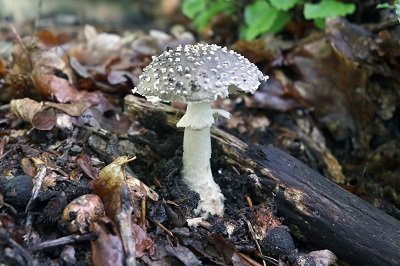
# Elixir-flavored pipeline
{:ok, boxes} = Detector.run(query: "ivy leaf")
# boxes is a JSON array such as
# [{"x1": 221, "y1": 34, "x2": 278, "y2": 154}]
[
  {"x1": 193, "y1": 0, "x2": 235, "y2": 30},
  {"x1": 376, "y1": 3, "x2": 391, "y2": 9},
  {"x1": 268, "y1": 12, "x2": 293, "y2": 33},
  {"x1": 314, "y1": 18, "x2": 325, "y2": 29},
  {"x1": 270, "y1": 0, "x2": 302, "y2": 11},
  {"x1": 304, "y1": 0, "x2": 356, "y2": 19},
  {"x1": 182, "y1": 0, "x2": 206, "y2": 19},
  {"x1": 243, "y1": 0, "x2": 280, "y2": 40}
]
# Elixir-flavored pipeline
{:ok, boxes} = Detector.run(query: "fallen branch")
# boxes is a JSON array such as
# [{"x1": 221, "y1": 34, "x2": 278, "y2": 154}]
[{"x1": 124, "y1": 95, "x2": 400, "y2": 265}]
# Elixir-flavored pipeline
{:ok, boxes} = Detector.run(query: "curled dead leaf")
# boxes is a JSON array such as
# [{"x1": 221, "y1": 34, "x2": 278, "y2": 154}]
[
  {"x1": 93, "y1": 156, "x2": 136, "y2": 219},
  {"x1": 10, "y1": 98, "x2": 56, "y2": 130},
  {"x1": 126, "y1": 174, "x2": 159, "y2": 202},
  {"x1": 77, "y1": 153, "x2": 99, "y2": 180},
  {"x1": 10, "y1": 98, "x2": 93, "y2": 130},
  {"x1": 32, "y1": 73, "x2": 77, "y2": 103},
  {"x1": 94, "y1": 156, "x2": 158, "y2": 219},
  {"x1": 99, "y1": 156, "x2": 136, "y2": 186}
]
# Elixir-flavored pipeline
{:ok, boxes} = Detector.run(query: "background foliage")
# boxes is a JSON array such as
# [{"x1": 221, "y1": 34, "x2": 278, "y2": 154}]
[{"x1": 182, "y1": 0, "x2": 356, "y2": 40}]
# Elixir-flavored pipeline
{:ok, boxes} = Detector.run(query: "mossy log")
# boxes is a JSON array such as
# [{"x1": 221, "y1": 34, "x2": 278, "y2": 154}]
[{"x1": 124, "y1": 95, "x2": 400, "y2": 266}]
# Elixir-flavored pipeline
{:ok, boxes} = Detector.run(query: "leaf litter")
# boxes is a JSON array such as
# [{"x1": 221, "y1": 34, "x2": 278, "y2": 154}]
[{"x1": 0, "y1": 7, "x2": 399, "y2": 266}]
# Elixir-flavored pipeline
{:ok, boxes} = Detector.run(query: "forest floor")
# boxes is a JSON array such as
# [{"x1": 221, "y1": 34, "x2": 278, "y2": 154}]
[{"x1": 0, "y1": 1, "x2": 399, "y2": 265}]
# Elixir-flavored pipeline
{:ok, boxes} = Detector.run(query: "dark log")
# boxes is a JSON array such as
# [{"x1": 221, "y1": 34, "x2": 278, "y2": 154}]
[{"x1": 124, "y1": 95, "x2": 400, "y2": 266}]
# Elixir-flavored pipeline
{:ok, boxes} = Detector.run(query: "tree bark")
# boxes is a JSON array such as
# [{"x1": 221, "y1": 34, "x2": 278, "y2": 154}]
[{"x1": 125, "y1": 95, "x2": 400, "y2": 266}]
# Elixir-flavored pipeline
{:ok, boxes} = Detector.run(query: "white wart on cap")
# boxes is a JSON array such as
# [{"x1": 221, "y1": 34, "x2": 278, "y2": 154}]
[{"x1": 135, "y1": 43, "x2": 267, "y2": 103}]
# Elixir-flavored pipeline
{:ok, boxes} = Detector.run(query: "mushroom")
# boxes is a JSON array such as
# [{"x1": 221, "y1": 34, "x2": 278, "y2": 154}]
[{"x1": 134, "y1": 43, "x2": 267, "y2": 216}]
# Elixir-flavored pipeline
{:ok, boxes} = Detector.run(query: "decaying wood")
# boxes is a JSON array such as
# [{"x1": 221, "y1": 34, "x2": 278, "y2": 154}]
[{"x1": 124, "y1": 95, "x2": 400, "y2": 266}]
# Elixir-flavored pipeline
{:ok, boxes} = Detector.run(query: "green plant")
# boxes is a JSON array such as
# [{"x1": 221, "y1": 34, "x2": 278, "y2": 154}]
[
  {"x1": 377, "y1": 1, "x2": 400, "y2": 22},
  {"x1": 181, "y1": 0, "x2": 356, "y2": 40}
]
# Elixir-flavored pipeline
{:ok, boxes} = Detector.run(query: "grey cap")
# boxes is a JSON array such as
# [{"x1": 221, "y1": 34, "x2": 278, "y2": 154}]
[{"x1": 134, "y1": 43, "x2": 267, "y2": 103}]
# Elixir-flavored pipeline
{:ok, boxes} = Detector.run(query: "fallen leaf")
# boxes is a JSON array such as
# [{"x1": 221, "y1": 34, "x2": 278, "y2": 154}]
[
  {"x1": 77, "y1": 153, "x2": 99, "y2": 180},
  {"x1": 36, "y1": 30, "x2": 69, "y2": 48},
  {"x1": 0, "y1": 57, "x2": 6, "y2": 76},
  {"x1": 10, "y1": 98, "x2": 93, "y2": 130},
  {"x1": 126, "y1": 174, "x2": 159, "y2": 201},
  {"x1": 107, "y1": 70, "x2": 134, "y2": 85},
  {"x1": 45, "y1": 101, "x2": 92, "y2": 116},
  {"x1": 90, "y1": 217, "x2": 123, "y2": 266},
  {"x1": 21, "y1": 158, "x2": 37, "y2": 178},
  {"x1": 93, "y1": 156, "x2": 136, "y2": 219},
  {"x1": 82, "y1": 25, "x2": 122, "y2": 65},
  {"x1": 165, "y1": 243, "x2": 201, "y2": 266},
  {"x1": 253, "y1": 74, "x2": 303, "y2": 111},
  {"x1": 10, "y1": 98, "x2": 56, "y2": 130},
  {"x1": 132, "y1": 224, "x2": 155, "y2": 258}
]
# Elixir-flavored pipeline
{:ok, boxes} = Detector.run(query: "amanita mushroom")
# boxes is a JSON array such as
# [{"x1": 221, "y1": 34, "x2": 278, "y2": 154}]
[{"x1": 134, "y1": 43, "x2": 267, "y2": 216}]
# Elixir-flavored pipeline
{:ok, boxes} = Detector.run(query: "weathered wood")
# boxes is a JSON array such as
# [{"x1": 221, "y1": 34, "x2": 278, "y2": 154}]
[{"x1": 124, "y1": 95, "x2": 400, "y2": 266}]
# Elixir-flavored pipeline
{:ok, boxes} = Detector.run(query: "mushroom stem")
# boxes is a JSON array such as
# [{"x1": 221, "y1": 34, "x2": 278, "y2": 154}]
[{"x1": 177, "y1": 102, "x2": 225, "y2": 216}]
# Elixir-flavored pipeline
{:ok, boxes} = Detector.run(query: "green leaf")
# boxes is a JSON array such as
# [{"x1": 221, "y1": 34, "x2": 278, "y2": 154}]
[
  {"x1": 181, "y1": 0, "x2": 206, "y2": 18},
  {"x1": 376, "y1": 3, "x2": 391, "y2": 9},
  {"x1": 193, "y1": 0, "x2": 235, "y2": 30},
  {"x1": 270, "y1": 0, "x2": 302, "y2": 11},
  {"x1": 243, "y1": 0, "x2": 280, "y2": 40},
  {"x1": 304, "y1": 0, "x2": 356, "y2": 19},
  {"x1": 314, "y1": 18, "x2": 325, "y2": 29},
  {"x1": 268, "y1": 12, "x2": 293, "y2": 33}
]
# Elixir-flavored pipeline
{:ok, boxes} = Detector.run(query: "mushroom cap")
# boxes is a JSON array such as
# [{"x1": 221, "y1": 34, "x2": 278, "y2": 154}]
[{"x1": 134, "y1": 43, "x2": 267, "y2": 103}]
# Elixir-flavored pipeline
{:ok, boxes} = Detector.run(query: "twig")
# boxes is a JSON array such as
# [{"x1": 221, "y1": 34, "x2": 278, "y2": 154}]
[
  {"x1": 25, "y1": 166, "x2": 46, "y2": 213},
  {"x1": 0, "y1": 147, "x2": 14, "y2": 161},
  {"x1": 30, "y1": 233, "x2": 97, "y2": 251},
  {"x1": 140, "y1": 197, "x2": 146, "y2": 228},
  {"x1": 57, "y1": 128, "x2": 79, "y2": 164},
  {"x1": 116, "y1": 185, "x2": 136, "y2": 266},
  {"x1": 0, "y1": 228, "x2": 36, "y2": 266},
  {"x1": 0, "y1": 104, "x2": 10, "y2": 111},
  {"x1": 245, "y1": 196, "x2": 253, "y2": 207},
  {"x1": 24, "y1": 166, "x2": 47, "y2": 245},
  {"x1": 152, "y1": 220, "x2": 175, "y2": 239},
  {"x1": 238, "y1": 252, "x2": 264, "y2": 266},
  {"x1": 6, "y1": 21, "x2": 27, "y2": 52}
]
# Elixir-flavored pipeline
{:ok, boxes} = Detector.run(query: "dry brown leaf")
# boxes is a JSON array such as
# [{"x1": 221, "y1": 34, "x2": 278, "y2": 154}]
[
  {"x1": 32, "y1": 73, "x2": 77, "y2": 103},
  {"x1": 90, "y1": 217, "x2": 123, "y2": 266},
  {"x1": 126, "y1": 174, "x2": 159, "y2": 201},
  {"x1": 0, "y1": 136, "x2": 9, "y2": 158},
  {"x1": 21, "y1": 158, "x2": 37, "y2": 178},
  {"x1": 0, "y1": 57, "x2": 7, "y2": 76},
  {"x1": 93, "y1": 156, "x2": 135, "y2": 219},
  {"x1": 77, "y1": 153, "x2": 99, "y2": 180},
  {"x1": 10, "y1": 98, "x2": 93, "y2": 130},
  {"x1": 10, "y1": 37, "x2": 34, "y2": 74},
  {"x1": 35, "y1": 30, "x2": 70, "y2": 48},
  {"x1": 132, "y1": 224, "x2": 155, "y2": 258},
  {"x1": 45, "y1": 101, "x2": 92, "y2": 116},
  {"x1": 10, "y1": 98, "x2": 56, "y2": 130},
  {"x1": 93, "y1": 156, "x2": 158, "y2": 219},
  {"x1": 31, "y1": 50, "x2": 73, "y2": 79}
]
